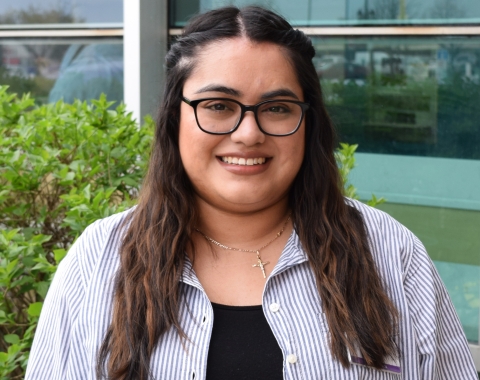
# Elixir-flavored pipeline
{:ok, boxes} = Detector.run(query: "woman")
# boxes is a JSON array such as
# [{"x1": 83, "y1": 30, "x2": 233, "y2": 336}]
[{"x1": 26, "y1": 6, "x2": 477, "y2": 380}]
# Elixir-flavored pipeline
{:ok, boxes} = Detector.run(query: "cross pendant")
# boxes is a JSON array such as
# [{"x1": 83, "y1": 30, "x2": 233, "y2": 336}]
[{"x1": 252, "y1": 251, "x2": 269, "y2": 279}]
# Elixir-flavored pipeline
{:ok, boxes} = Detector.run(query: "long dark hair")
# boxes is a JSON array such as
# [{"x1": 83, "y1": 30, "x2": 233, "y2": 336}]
[{"x1": 97, "y1": 6, "x2": 398, "y2": 379}]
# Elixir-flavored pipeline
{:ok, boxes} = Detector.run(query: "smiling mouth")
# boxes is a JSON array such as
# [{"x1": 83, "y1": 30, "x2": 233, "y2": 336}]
[{"x1": 220, "y1": 156, "x2": 268, "y2": 166}]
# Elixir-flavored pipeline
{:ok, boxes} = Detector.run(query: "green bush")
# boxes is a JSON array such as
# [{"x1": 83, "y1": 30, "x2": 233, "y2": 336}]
[
  {"x1": 0, "y1": 85, "x2": 380, "y2": 379},
  {"x1": 0, "y1": 86, "x2": 153, "y2": 379}
]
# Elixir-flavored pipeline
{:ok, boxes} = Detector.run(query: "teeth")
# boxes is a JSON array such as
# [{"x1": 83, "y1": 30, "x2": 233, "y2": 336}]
[{"x1": 221, "y1": 156, "x2": 267, "y2": 166}]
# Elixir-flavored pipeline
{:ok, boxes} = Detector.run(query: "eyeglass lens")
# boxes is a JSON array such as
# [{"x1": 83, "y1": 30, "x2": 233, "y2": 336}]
[{"x1": 195, "y1": 99, "x2": 303, "y2": 135}]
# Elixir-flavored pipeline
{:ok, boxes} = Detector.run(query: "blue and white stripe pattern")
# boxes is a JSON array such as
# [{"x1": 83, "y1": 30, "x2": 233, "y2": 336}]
[{"x1": 25, "y1": 199, "x2": 478, "y2": 379}]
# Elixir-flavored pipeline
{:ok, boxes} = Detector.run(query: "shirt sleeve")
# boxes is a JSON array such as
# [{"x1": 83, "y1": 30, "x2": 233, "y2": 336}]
[
  {"x1": 25, "y1": 227, "x2": 90, "y2": 379},
  {"x1": 403, "y1": 235, "x2": 478, "y2": 379}
]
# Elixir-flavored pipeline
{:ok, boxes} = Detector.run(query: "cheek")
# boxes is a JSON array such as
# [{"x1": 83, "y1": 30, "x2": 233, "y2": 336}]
[
  {"x1": 178, "y1": 114, "x2": 223, "y2": 176},
  {"x1": 178, "y1": 126, "x2": 193, "y2": 169},
  {"x1": 179, "y1": 123, "x2": 201, "y2": 181},
  {"x1": 284, "y1": 129, "x2": 305, "y2": 171},
  {"x1": 178, "y1": 107, "x2": 204, "y2": 166}
]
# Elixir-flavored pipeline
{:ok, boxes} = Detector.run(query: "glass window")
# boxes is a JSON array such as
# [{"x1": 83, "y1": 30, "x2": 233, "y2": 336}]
[
  {"x1": 170, "y1": 0, "x2": 200, "y2": 29},
  {"x1": 313, "y1": 36, "x2": 480, "y2": 160},
  {"x1": 376, "y1": 203, "x2": 480, "y2": 343},
  {"x1": 170, "y1": 0, "x2": 480, "y2": 27},
  {"x1": 312, "y1": 35, "x2": 480, "y2": 343},
  {"x1": 0, "y1": 0, "x2": 122, "y2": 25},
  {"x1": 0, "y1": 39, "x2": 123, "y2": 104}
]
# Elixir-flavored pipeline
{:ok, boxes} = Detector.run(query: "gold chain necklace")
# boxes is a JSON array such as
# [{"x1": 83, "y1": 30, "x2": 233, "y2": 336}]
[{"x1": 195, "y1": 214, "x2": 291, "y2": 279}]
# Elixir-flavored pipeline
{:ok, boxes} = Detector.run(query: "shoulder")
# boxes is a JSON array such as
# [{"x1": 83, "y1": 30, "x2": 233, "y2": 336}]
[
  {"x1": 345, "y1": 198, "x2": 417, "y2": 278},
  {"x1": 344, "y1": 200, "x2": 477, "y2": 376},
  {"x1": 26, "y1": 210, "x2": 134, "y2": 379},
  {"x1": 82, "y1": 206, "x2": 133, "y2": 242},
  {"x1": 59, "y1": 208, "x2": 134, "y2": 290},
  {"x1": 39, "y1": 208, "x2": 133, "y2": 332},
  {"x1": 346, "y1": 197, "x2": 410, "y2": 238}
]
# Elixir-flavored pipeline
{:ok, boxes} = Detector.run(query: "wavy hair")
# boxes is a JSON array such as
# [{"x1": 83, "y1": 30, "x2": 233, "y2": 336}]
[{"x1": 96, "y1": 6, "x2": 398, "y2": 379}]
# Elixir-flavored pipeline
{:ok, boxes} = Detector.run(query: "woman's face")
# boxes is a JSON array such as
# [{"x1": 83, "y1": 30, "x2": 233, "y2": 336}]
[{"x1": 179, "y1": 37, "x2": 305, "y2": 213}]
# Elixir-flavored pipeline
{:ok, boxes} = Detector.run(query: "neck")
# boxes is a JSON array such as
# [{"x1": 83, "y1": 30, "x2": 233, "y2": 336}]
[{"x1": 194, "y1": 196, "x2": 290, "y2": 249}]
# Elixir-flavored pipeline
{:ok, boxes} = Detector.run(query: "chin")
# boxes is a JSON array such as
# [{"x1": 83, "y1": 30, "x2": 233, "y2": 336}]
[
  {"x1": 222, "y1": 194, "x2": 267, "y2": 207},
  {"x1": 219, "y1": 190, "x2": 285, "y2": 211},
  {"x1": 195, "y1": 182, "x2": 289, "y2": 212}
]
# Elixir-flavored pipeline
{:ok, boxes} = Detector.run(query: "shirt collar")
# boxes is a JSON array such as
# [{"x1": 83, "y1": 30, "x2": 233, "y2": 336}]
[
  {"x1": 269, "y1": 228, "x2": 308, "y2": 277},
  {"x1": 180, "y1": 229, "x2": 308, "y2": 287},
  {"x1": 180, "y1": 256, "x2": 204, "y2": 290}
]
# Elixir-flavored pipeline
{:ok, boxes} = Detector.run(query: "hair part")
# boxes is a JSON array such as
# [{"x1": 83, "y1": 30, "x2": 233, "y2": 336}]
[{"x1": 97, "y1": 6, "x2": 398, "y2": 379}]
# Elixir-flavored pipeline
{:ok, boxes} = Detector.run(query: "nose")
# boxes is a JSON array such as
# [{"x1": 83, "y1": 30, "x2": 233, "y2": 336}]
[{"x1": 230, "y1": 110, "x2": 265, "y2": 146}]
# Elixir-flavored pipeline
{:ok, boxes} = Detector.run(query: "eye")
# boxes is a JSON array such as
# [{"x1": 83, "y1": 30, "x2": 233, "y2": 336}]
[
  {"x1": 210, "y1": 103, "x2": 228, "y2": 111},
  {"x1": 201, "y1": 100, "x2": 234, "y2": 112},
  {"x1": 262, "y1": 103, "x2": 292, "y2": 114},
  {"x1": 267, "y1": 105, "x2": 289, "y2": 113}
]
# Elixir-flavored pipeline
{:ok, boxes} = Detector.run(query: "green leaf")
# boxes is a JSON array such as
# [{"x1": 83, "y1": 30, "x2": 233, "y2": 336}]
[
  {"x1": 0, "y1": 352, "x2": 8, "y2": 364},
  {"x1": 80, "y1": 183, "x2": 91, "y2": 200},
  {"x1": 4, "y1": 229, "x2": 20, "y2": 241},
  {"x1": 0, "y1": 234, "x2": 8, "y2": 247},
  {"x1": 110, "y1": 147, "x2": 125, "y2": 159},
  {"x1": 92, "y1": 191, "x2": 105, "y2": 209},
  {"x1": 10, "y1": 150, "x2": 21, "y2": 163},
  {"x1": 53, "y1": 249, "x2": 67, "y2": 263},
  {"x1": 7, "y1": 344, "x2": 21, "y2": 356},
  {"x1": 4, "y1": 335, "x2": 19, "y2": 345},
  {"x1": 122, "y1": 176, "x2": 139, "y2": 187},
  {"x1": 27, "y1": 302, "x2": 43, "y2": 317},
  {"x1": 31, "y1": 234, "x2": 52, "y2": 244},
  {"x1": 6, "y1": 259, "x2": 19, "y2": 274},
  {"x1": 59, "y1": 171, "x2": 75, "y2": 185},
  {"x1": 34, "y1": 281, "x2": 50, "y2": 298}
]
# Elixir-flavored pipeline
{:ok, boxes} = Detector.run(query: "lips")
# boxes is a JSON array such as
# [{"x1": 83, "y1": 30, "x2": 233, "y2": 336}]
[{"x1": 220, "y1": 156, "x2": 267, "y2": 166}]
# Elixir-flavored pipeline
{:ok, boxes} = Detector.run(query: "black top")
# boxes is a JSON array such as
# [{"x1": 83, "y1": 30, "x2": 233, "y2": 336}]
[{"x1": 206, "y1": 302, "x2": 284, "y2": 380}]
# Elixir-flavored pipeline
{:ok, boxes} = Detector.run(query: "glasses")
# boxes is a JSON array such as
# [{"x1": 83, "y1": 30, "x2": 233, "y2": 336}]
[{"x1": 182, "y1": 97, "x2": 310, "y2": 136}]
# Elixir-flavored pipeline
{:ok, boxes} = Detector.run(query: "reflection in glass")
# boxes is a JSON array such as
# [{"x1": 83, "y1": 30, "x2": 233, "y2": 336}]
[
  {"x1": 0, "y1": 39, "x2": 123, "y2": 104},
  {"x1": 0, "y1": 0, "x2": 122, "y2": 25},
  {"x1": 319, "y1": 35, "x2": 480, "y2": 345},
  {"x1": 311, "y1": 36, "x2": 480, "y2": 160},
  {"x1": 378, "y1": 203, "x2": 480, "y2": 344},
  {"x1": 169, "y1": 0, "x2": 480, "y2": 27}
]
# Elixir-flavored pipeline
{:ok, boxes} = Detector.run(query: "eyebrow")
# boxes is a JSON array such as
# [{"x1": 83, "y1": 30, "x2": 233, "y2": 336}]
[
  {"x1": 260, "y1": 89, "x2": 299, "y2": 100},
  {"x1": 194, "y1": 85, "x2": 300, "y2": 100},
  {"x1": 195, "y1": 85, "x2": 241, "y2": 97}
]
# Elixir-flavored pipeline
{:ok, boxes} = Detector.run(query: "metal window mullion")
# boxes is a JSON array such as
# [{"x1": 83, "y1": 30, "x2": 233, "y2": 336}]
[
  {"x1": 169, "y1": 26, "x2": 480, "y2": 36},
  {"x1": 0, "y1": 23, "x2": 123, "y2": 30},
  {"x1": 123, "y1": 0, "x2": 168, "y2": 123},
  {"x1": 0, "y1": 29, "x2": 123, "y2": 38}
]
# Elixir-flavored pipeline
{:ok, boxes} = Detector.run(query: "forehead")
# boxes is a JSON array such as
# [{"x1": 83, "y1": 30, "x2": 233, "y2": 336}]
[{"x1": 183, "y1": 37, "x2": 303, "y2": 100}]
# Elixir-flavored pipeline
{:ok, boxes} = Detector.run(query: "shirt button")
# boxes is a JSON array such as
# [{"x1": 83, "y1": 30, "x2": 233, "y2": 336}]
[
  {"x1": 287, "y1": 354, "x2": 297, "y2": 364},
  {"x1": 269, "y1": 303, "x2": 280, "y2": 312}
]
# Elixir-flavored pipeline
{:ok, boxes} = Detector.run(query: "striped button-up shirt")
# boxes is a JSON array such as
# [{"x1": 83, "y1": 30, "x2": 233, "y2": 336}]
[{"x1": 25, "y1": 200, "x2": 478, "y2": 379}]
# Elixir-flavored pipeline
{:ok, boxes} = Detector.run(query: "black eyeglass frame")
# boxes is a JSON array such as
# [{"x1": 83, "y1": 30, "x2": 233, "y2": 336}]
[{"x1": 182, "y1": 96, "x2": 310, "y2": 137}]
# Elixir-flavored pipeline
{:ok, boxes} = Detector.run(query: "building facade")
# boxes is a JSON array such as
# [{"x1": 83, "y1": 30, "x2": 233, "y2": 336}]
[{"x1": 1, "y1": 0, "x2": 479, "y2": 370}]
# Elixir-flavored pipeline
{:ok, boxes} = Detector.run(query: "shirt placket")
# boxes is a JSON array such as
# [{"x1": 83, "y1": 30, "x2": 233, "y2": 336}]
[
  {"x1": 262, "y1": 234, "x2": 309, "y2": 380},
  {"x1": 180, "y1": 264, "x2": 215, "y2": 380}
]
